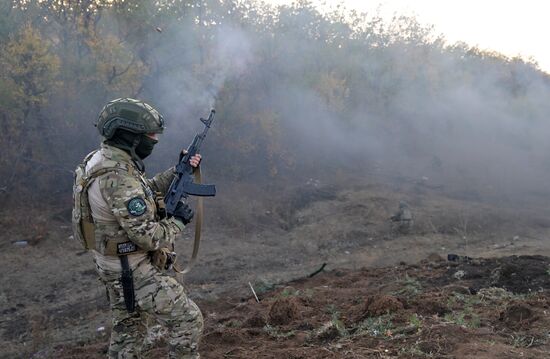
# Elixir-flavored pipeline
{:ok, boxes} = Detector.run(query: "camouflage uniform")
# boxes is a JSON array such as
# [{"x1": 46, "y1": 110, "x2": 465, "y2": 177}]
[{"x1": 81, "y1": 143, "x2": 203, "y2": 359}]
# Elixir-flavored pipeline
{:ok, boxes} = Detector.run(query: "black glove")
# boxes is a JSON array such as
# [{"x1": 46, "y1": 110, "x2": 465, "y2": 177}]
[{"x1": 173, "y1": 201, "x2": 194, "y2": 225}]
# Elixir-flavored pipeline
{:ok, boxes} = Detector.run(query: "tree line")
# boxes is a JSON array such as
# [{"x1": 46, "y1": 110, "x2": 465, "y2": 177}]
[{"x1": 1, "y1": 0, "x2": 549, "y2": 206}]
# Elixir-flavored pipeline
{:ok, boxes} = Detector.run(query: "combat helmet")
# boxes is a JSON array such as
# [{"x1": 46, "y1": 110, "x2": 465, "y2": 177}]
[{"x1": 96, "y1": 98, "x2": 165, "y2": 139}]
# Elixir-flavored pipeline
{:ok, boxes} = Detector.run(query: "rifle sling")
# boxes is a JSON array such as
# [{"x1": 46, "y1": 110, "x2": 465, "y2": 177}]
[{"x1": 174, "y1": 166, "x2": 203, "y2": 276}]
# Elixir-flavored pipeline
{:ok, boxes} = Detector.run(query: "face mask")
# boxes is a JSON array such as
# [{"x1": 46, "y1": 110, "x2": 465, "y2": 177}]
[
  {"x1": 135, "y1": 135, "x2": 158, "y2": 159},
  {"x1": 108, "y1": 129, "x2": 137, "y2": 149}
]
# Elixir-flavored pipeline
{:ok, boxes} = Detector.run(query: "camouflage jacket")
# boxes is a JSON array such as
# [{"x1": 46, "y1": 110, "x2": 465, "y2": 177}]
[{"x1": 83, "y1": 143, "x2": 184, "y2": 263}]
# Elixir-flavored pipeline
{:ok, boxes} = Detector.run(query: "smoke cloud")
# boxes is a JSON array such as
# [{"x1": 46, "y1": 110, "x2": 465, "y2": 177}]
[{"x1": 3, "y1": 1, "x2": 550, "y2": 207}]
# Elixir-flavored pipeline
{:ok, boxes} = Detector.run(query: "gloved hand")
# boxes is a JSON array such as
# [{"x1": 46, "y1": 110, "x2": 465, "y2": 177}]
[{"x1": 173, "y1": 201, "x2": 194, "y2": 225}]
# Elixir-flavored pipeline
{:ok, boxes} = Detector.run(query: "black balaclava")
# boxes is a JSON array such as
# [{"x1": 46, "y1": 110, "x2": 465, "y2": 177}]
[
  {"x1": 105, "y1": 129, "x2": 157, "y2": 172},
  {"x1": 135, "y1": 136, "x2": 158, "y2": 159}
]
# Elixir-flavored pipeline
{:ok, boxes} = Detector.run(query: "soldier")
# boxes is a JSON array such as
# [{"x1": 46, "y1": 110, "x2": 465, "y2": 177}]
[
  {"x1": 390, "y1": 201, "x2": 413, "y2": 234},
  {"x1": 72, "y1": 98, "x2": 203, "y2": 358}
]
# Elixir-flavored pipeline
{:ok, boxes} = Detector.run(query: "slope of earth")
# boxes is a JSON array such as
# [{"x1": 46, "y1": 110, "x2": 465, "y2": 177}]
[
  {"x1": 2, "y1": 175, "x2": 550, "y2": 358},
  {"x1": 55, "y1": 255, "x2": 550, "y2": 358}
]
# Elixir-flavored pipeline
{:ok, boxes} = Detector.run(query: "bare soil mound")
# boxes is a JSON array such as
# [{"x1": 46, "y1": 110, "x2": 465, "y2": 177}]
[
  {"x1": 52, "y1": 255, "x2": 550, "y2": 358},
  {"x1": 268, "y1": 296, "x2": 302, "y2": 325},
  {"x1": 3, "y1": 179, "x2": 550, "y2": 358}
]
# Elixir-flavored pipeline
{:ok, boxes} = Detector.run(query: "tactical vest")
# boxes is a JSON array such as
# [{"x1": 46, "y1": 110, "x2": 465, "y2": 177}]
[{"x1": 72, "y1": 150, "x2": 147, "y2": 256}]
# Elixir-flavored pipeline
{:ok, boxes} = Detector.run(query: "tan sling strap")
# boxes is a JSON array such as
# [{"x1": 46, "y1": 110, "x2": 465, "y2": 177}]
[{"x1": 174, "y1": 166, "x2": 204, "y2": 277}]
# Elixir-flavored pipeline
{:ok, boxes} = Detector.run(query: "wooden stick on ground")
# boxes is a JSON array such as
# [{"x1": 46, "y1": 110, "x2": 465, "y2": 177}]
[{"x1": 248, "y1": 282, "x2": 260, "y2": 302}]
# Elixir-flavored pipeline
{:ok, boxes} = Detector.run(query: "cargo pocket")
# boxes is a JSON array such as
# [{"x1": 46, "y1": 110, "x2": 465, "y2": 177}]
[{"x1": 152, "y1": 276, "x2": 184, "y2": 315}]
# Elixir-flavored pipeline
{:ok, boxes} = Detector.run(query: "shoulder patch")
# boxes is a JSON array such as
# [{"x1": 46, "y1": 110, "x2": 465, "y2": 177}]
[{"x1": 127, "y1": 197, "x2": 147, "y2": 216}]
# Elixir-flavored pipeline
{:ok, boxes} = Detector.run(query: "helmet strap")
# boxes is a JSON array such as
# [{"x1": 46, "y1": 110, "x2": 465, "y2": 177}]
[{"x1": 103, "y1": 130, "x2": 146, "y2": 172}]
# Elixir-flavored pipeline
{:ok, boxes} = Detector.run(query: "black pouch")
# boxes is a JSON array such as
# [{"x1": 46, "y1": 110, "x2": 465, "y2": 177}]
[{"x1": 119, "y1": 255, "x2": 135, "y2": 312}]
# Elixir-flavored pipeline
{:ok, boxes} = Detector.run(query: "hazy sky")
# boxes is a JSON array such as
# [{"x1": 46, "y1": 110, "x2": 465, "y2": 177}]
[{"x1": 265, "y1": 0, "x2": 550, "y2": 73}]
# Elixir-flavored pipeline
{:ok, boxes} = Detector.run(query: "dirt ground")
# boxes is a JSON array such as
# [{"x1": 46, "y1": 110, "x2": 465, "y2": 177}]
[{"x1": 1, "y1": 173, "x2": 550, "y2": 358}]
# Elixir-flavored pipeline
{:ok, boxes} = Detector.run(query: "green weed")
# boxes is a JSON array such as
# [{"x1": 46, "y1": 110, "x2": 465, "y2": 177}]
[
  {"x1": 279, "y1": 287, "x2": 300, "y2": 298},
  {"x1": 224, "y1": 319, "x2": 242, "y2": 328},
  {"x1": 330, "y1": 311, "x2": 348, "y2": 337},
  {"x1": 509, "y1": 334, "x2": 536, "y2": 348},
  {"x1": 355, "y1": 314, "x2": 394, "y2": 337},
  {"x1": 311, "y1": 316, "x2": 348, "y2": 342},
  {"x1": 394, "y1": 274, "x2": 422, "y2": 297},
  {"x1": 444, "y1": 309, "x2": 480, "y2": 328},
  {"x1": 409, "y1": 313, "x2": 422, "y2": 329},
  {"x1": 263, "y1": 324, "x2": 296, "y2": 339},
  {"x1": 320, "y1": 305, "x2": 348, "y2": 337},
  {"x1": 447, "y1": 292, "x2": 481, "y2": 308},
  {"x1": 253, "y1": 279, "x2": 276, "y2": 294},
  {"x1": 398, "y1": 344, "x2": 436, "y2": 358},
  {"x1": 324, "y1": 304, "x2": 339, "y2": 316}
]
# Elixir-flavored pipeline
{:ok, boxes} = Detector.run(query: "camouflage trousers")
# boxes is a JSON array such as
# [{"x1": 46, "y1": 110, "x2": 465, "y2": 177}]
[{"x1": 99, "y1": 260, "x2": 203, "y2": 359}]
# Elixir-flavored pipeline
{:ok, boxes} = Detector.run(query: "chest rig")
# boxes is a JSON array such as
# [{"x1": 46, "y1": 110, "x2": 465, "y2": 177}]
[{"x1": 72, "y1": 149, "x2": 151, "y2": 256}]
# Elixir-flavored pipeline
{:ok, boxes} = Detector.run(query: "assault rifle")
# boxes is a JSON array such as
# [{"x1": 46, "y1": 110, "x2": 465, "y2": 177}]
[{"x1": 164, "y1": 110, "x2": 217, "y2": 216}]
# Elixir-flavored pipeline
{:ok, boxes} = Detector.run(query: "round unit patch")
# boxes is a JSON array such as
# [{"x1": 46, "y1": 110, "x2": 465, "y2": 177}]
[{"x1": 127, "y1": 197, "x2": 147, "y2": 216}]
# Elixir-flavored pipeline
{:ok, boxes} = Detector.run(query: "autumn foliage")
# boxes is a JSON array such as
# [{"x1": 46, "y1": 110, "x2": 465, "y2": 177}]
[{"x1": 1, "y1": 0, "x2": 549, "y2": 204}]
